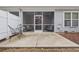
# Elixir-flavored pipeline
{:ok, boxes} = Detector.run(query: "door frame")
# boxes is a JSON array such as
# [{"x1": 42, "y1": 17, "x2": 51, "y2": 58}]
[{"x1": 34, "y1": 15, "x2": 43, "y2": 32}]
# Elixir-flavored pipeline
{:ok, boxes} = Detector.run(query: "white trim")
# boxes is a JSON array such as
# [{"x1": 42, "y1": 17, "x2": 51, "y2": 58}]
[
  {"x1": 23, "y1": 24, "x2": 54, "y2": 25},
  {"x1": 34, "y1": 14, "x2": 43, "y2": 32},
  {"x1": 34, "y1": 15, "x2": 42, "y2": 16},
  {"x1": 7, "y1": 12, "x2": 9, "y2": 39},
  {"x1": 71, "y1": 12, "x2": 72, "y2": 27},
  {"x1": 42, "y1": 12, "x2": 43, "y2": 31},
  {"x1": 19, "y1": 9, "x2": 23, "y2": 32},
  {"x1": 63, "y1": 11, "x2": 65, "y2": 28}
]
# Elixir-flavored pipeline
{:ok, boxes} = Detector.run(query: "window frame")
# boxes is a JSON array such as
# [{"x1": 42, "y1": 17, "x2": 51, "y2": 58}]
[{"x1": 64, "y1": 11, "x2": 79, "y2": 27}]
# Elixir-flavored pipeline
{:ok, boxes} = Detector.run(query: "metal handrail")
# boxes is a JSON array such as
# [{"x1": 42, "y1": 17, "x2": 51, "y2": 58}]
[{"x1": 8, "y1": 25, "x2": 18, "y2": 34}]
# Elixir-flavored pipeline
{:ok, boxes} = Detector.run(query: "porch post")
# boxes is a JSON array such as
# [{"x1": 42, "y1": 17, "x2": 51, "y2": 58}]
[
  {"x1": 42, "y1": 12, "x2": 43, "y2": 32},
  {"x1": 19, "y1": 9, "x2": 23, "y2": 33},
  {"x1": 34, "y1": 12, "x2": 35, "y2": 32}
]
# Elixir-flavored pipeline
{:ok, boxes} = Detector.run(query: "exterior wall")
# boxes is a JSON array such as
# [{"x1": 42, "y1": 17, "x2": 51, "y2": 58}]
[
  {"x1": 8, "y1": 13, "x2": 20, "y2": 36},
  {"x1": 1, "y1": 6, "x2": 79, "y2": 32},
  {"x1": 54, "y1": 10, "x2": 79, "y2": 32},
  {"x1": 0, "y1": 10, "x2": 8, "y2": 40},
  {"x1": 0, "y1": 10, "x2": 21, "y2": 40}
]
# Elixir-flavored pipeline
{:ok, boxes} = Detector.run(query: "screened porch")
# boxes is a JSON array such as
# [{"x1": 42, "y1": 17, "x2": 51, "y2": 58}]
[{"x1": 23, "y1": 12, "x2": 54, "y2": 32}]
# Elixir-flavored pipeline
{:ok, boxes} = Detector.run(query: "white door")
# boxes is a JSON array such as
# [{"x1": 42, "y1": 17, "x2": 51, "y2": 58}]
[{"x1": 34, "y1": 15, "x2": 43, "y2": 32}]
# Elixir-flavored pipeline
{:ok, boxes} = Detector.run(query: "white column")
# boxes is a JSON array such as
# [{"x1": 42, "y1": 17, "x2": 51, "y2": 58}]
[
  {"x1": 19, "y1": 9, "x2": 23, "y2": 32},
  {"x1": 42, "y1": 12, "x2": 43, "y2": 32},
  {"x1": 34, "y1": 12, "x2": 35, "y2": 32}
]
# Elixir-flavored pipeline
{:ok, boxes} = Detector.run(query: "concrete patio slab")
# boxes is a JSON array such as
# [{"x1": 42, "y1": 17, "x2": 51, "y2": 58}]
[
  {"x1": 0, "y1": 32, "x2": 79, "y2": 47},
  {"x1": 36, "y1": 33, "x2": 79, "y2": 47}
]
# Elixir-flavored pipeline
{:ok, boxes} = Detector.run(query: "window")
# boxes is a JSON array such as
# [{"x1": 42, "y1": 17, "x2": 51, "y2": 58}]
[
  {"x1": 64, "y1": 12, "x2": 78, "y2": 27},
  {"x1": 72, "y1": 12, "x2": 78, "y2": 27},
  {"x1": 64, "y1": 12, "x2": 71, "y2": 26}
]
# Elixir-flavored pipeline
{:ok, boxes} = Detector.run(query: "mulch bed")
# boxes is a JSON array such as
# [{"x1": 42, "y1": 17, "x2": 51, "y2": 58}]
[{"x1": 58, "y1": 32, "x2": 79, "y2": 44}]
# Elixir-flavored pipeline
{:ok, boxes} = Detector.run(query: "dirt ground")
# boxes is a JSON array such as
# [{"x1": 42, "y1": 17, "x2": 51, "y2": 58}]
[
  {"x1": 58, "y1": 32, "x2": 79, "y2": 44},
  {"x1": 0, "y1": 47, "x2": 79, "y2": 52}
]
